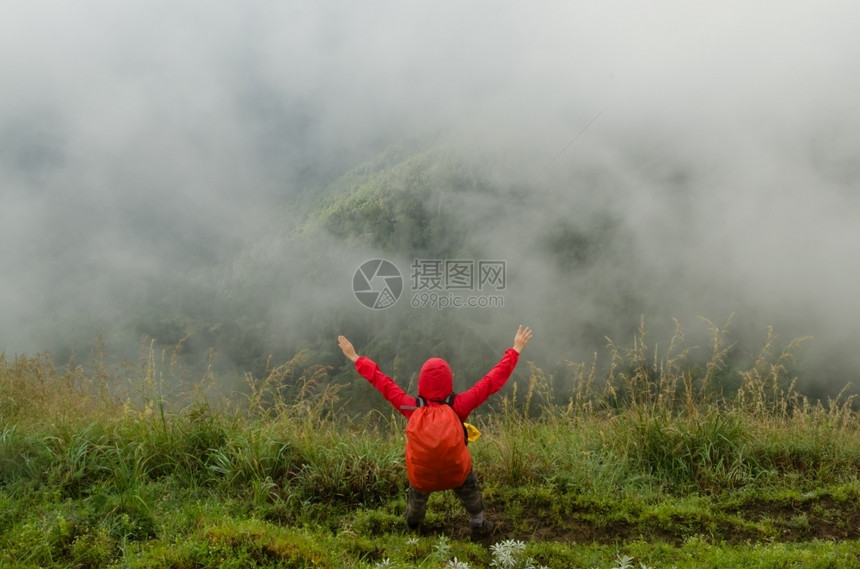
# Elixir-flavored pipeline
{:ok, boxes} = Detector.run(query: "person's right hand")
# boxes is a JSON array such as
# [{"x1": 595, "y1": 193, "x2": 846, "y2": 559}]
[{"x1": 512, "y1": 325, "x2": 533, "y2": 353}]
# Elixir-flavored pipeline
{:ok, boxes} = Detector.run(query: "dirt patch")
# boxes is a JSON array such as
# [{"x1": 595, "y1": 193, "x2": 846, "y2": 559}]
[
  {"x1": 399, "y1": 492, "x2": 860, "y2": 546},
  {"x1": 728, "y1": 494, "x2": 860, "y2": 542}
]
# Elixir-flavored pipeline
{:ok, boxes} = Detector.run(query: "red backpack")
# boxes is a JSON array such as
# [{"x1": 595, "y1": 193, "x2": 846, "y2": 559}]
[{"x1": 404, "y1": 394, "x2": 472, "y2": 493}]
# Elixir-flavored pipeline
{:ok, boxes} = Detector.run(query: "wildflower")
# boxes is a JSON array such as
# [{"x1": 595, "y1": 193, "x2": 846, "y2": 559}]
[
  {"x1": 446, "y1": 558, "x2": 471, "y2": 569},
  {"x1": 490, "y1": 539, "x2": 530, "y2": 569},
  {"x1": 433, "y1": 535, "x2": 453, "y2": 560}
]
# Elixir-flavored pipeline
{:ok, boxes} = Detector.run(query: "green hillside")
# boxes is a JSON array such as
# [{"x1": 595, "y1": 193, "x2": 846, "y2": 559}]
[
  {"x1": 4, "y1": 322, "x2": 860, "y2": 568},
  {"x1": 42, "y1": 138, "x2": 847, "y2": 413}
]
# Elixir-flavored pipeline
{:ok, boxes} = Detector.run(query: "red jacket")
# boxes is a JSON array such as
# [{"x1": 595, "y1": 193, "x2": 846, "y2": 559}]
[{"x1": 354, "y1": 349, "x2": 520, "y2": 420}]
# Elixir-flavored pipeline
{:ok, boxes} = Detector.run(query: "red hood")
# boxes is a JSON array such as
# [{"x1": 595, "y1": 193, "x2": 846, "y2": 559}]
[{"x1": 417, "y1": 357, "x2": 453, "y2": 401}]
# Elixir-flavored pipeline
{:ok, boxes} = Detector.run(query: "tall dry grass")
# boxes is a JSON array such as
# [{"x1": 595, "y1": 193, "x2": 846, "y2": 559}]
[
  {"x1": 2, "y1": 317, "x2": 860, "y2": 506},
  {"x1": 481, "y1": 316, "x2": 860, "y2": 495}
]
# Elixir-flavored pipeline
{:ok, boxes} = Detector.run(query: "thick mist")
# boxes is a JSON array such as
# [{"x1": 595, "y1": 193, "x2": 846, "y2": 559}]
[{"x1": 2, "y1": 2, "x2": 859, "y2": 392}]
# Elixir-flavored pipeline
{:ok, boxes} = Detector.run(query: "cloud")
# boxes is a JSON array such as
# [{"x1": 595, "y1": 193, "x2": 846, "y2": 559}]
[{"x1": 1, "y1": 2, "x2": 859, "y2": 391}]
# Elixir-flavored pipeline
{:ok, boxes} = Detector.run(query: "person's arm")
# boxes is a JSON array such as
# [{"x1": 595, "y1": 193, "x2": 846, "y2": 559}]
[
  {"x1": 338, "y1": 335, "x2": 416, "y2": 416},
  {"x1": 453, "y1": 325, "x2": 533, "y2": 418}
]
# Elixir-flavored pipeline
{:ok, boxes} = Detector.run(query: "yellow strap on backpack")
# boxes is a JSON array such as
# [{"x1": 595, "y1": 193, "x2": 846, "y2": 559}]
[{"x1": 464, "y1": 422, "x2": 481, "y2": 443}]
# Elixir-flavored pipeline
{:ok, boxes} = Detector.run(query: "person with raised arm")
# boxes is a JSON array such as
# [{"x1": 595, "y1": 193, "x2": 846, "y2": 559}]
[{"x1": 337, "y1": 325, "x2": 533, "y2": 539}]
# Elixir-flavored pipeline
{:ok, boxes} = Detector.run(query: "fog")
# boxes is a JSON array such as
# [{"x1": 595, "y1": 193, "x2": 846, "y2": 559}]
[{"x1": 2, "y1": 2, "x2": 859, "y2": 391}]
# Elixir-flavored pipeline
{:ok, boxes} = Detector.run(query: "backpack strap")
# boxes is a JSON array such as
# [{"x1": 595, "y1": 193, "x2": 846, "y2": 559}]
[
  {"x1": 442, "y1": 393, "x2": 468, "y2": 446},
  {"x1": 400, "y1": 396, "x2": 427, "y2": 411}
]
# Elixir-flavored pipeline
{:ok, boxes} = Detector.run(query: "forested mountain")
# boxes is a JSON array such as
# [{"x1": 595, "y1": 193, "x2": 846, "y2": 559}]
[
  {"x1": 86, "y1": 138, "x2": 637, "y2": 410},
  {"x1": 36, "y1": 133, "x2": 857, "y2": 408}
]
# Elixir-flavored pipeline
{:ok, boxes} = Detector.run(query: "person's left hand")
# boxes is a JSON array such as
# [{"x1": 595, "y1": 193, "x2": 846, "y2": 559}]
[{"x1": 338, "y1": 335, "x2": 359, "y2": 362}]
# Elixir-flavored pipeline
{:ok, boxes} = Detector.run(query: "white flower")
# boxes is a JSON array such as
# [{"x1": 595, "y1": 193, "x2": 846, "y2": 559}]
[
  {"x1": 433, "y1": 535, "x2": 453, "y2": 559},
  {"x1": 446, "y1": 557, "x2": 472, "y2": 569},
  {"x1": 490, "y1": 539, "x2": 529, "y2": 569}
]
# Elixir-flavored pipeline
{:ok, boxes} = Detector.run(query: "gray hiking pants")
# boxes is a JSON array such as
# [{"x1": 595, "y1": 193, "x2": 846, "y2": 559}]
[{"x1": 405, "y1": 469, "x2": 484, "y2": 526}]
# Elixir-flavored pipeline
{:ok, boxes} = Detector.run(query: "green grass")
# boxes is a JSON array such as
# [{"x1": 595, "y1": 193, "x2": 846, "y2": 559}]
[{"x1": 4, "y1": 321, "x2": 860, "y2": 568}]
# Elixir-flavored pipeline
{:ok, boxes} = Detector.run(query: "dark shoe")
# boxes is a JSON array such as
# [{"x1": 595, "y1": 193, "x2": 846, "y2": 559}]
[{"x1": 470, "y1": 519, "x2": 495, "y2": 540}]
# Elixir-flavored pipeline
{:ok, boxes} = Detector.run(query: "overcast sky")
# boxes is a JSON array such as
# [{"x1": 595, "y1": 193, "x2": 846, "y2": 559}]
[{"x1": 2, "y1": 2, "x2": 859, "y2": 385}]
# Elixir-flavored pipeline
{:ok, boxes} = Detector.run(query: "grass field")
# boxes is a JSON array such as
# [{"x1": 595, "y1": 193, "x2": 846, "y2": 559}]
[{"x1": 3, "y1": 321, "x2": 860, "y2": 568}]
